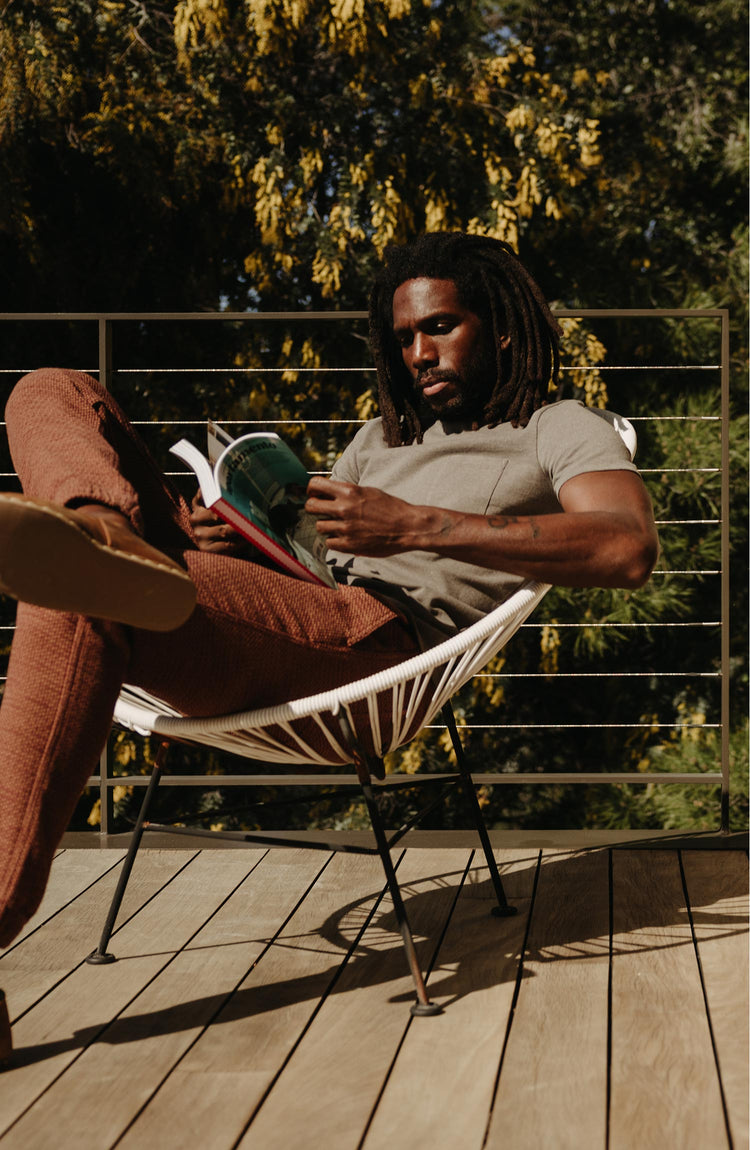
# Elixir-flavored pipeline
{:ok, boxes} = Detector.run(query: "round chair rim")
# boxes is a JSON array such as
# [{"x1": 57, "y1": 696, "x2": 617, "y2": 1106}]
[{"x1": 116, "y1": 579, "x2": 550, "y2": 738}]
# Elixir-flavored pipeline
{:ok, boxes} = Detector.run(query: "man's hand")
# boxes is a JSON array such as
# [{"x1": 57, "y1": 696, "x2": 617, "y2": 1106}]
[
  {"x1": 190, "y1": 492, "x2": 261, "y2": 559},
  {"x1": 305, "y1": 476, "x2": 421, "y2": 556}
]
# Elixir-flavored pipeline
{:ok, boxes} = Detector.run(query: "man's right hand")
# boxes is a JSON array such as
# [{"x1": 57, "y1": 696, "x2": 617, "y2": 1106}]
[{"x1": 189, "y1": 492, "x2": 260, "y2": 559}]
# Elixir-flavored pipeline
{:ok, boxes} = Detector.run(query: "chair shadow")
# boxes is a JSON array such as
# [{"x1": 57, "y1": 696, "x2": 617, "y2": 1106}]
[{"x1": 10, "y1": 847, "x2": 748, "y2": 1068}]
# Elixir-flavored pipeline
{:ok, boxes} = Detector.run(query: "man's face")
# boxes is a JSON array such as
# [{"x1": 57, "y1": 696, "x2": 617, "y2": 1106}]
[{"x1": 391, "y1": 277, "x2": 499, "y2": 421}]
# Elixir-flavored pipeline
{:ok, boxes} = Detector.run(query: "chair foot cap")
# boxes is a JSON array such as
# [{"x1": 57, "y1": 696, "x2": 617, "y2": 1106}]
[
  {"x1": 410, "y1": 1001, "x2": 443, "y2": 1017},
  {"x1": 491, "y1": 904, "x2": 518, "y2": 918},
  {"x1": 85, "y1": 950, "x2": 117, "y2": 965}
]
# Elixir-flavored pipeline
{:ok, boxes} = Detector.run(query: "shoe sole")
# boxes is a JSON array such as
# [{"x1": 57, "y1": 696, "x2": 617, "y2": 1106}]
[{"x1": 0, "y1": 497, "x2": 196, "y2": 632}]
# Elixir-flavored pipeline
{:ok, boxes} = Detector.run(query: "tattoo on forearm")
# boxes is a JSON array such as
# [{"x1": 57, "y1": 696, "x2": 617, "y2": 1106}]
[
  {"x1": 438, "y1": 513, "x2": 454, "y2": 536},
  {"x1": 487, "y1": 515, "x2": 541, "y2": 539}
]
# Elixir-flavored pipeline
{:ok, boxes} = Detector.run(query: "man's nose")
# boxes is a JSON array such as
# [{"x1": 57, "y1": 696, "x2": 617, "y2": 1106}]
[{"x1": 411, "y1": 332, "x2": 438, "y2": 371}]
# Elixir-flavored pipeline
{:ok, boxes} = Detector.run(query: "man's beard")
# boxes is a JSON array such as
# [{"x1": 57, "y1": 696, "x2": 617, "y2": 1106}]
[{"x1": 416, "y1": 347, "x2": 496, "y2": 423}]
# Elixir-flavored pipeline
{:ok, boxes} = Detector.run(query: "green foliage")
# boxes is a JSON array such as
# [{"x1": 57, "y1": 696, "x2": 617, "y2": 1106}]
[{"x1": 581, "y1": 722, "x2": 749, "y2": 832}]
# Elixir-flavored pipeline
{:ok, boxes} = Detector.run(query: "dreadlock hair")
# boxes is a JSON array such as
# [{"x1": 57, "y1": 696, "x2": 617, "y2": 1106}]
[{"x1": 368, "y1": 232, "x2": 562, "y2": 446}]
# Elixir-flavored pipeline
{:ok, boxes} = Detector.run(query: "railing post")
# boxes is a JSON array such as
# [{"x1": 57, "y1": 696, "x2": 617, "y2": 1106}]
[
  {"x1": 719, "y1": 309, "x2": 731, "y2": 834},
  {"x1": 98, "y1": 316, "x2": 113, "y2": 842},
  {"x1": 98, "y1": 316, "x2": 113, "y2": 393}
]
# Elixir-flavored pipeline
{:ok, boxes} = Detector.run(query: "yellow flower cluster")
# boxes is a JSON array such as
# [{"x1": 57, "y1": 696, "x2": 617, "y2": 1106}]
[
  {"x1": 424, "y1": 195, "x2": 449, "y2": 231},
  {"x1": 577, "y1": 119, "x2": 602, "y2": 168},
  {"x1": 535, "y1": 117, "x2": 568, "y2": 158},
  {"x1": 251, "y1": 158, "x2": 286, "y2": 245},
  {"x1": 466, "y1": 202, "x2": 519, "y2": 250},
  {"x1": 675, "y1": 701, "x2": 712, "y2": 745},
  {"x1": 281, "y1": 336, "x2": 321, "y2": 384},
  {"x1": 540, "y1": 624, "x2": 560, "y2": 677},
  {"x1": 371, "y1": 176, "x2": 413, "y2": 254},
  {"x1": 505, "y1": 103, "x2": 535, "y2": 134},
  {"x1": 312, "y1": 249, "x2": 344, "y2": 296},
  {"x1": 174, "y1": 0, "x2": 229, "y2": 63},
  {"x1": 330, "y1": 0, "x2": 365, "y2": 22},
  {"x1": 558, "y1": 318, "x2": 609, "y2": 407}
]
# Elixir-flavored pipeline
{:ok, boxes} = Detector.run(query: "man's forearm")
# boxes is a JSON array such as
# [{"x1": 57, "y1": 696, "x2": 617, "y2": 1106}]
[
  {"x1": 400, "y1": 503, "x2": 657, "y2": 588},
  {"x1": 306, "y1": 472, "x2": 659, "y2": 590}
]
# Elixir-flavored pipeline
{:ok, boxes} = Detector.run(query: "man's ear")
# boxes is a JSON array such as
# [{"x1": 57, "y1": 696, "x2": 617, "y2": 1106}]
[{"x1": 499, "y1": 334, "x2": 511, "y2": 350}]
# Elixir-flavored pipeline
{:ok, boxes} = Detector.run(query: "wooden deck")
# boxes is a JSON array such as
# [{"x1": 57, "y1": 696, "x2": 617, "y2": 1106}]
[{"x1": 0, "y1": 842, "x2": 747, "y2": 1149}]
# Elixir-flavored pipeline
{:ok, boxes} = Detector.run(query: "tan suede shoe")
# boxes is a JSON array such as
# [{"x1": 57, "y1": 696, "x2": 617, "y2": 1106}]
[{"x1": 0, "y1": 495, "x2": 196, "y2": 631}]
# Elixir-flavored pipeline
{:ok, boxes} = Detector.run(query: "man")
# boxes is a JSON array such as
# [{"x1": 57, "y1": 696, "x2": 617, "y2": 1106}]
[{"x1": 0, "y1": 232, "x2": 657, "y2": 1061}]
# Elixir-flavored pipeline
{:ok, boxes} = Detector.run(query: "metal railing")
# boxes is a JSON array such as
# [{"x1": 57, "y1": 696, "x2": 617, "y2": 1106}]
[{"x1": 0, "y1": 308, "x2": 731, "y2": 835}]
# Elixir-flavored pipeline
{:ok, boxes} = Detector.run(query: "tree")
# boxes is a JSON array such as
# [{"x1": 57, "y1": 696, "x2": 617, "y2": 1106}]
[
  {"x1": 490, "y1": 0, "x2": 747, "y2": 314},
  {"x1": 0, "y1": 0, "x2": 606, "y2": 312}
]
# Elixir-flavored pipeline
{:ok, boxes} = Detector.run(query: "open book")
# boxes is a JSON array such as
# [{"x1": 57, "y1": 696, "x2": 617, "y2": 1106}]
[{"x1": 171, "y1": 421, "x2": 336, "y2": 588}]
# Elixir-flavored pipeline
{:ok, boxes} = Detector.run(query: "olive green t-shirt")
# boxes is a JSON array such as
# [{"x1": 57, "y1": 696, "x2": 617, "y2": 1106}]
[{"x1": 327, "y1": 400, "x2": 638, "y2": 645}]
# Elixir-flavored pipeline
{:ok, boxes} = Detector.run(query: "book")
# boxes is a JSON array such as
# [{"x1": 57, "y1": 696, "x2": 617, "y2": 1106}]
[{"x1": 171, "y1": 423, "x2": 337, "y2": 588}]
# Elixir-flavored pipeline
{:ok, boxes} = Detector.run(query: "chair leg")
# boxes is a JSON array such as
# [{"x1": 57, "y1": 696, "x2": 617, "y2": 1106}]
[
  {"x1": 358, "y1": 777, "x2": 442, "y2": 1016},
  {"x1": 335, "y1": 711, "x2": 441, "y2": 1016},
  {"x1": 86, "y1": 739, "x2": 170, "y2": 964},
  {"x1": 442, "y1": 703, "x2": 517, "y2": 918}
]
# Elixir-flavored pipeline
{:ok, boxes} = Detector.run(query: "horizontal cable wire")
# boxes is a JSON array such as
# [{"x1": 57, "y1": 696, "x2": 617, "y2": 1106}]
[
  {"x1": 423, "y1": 722, "x2": 721, "y2": 730},
  {"x1": 0, "y1": 366, "x2": 721, "y2": 377},
  {"x1": 523, "y1": 620, "x2": 720, "y2": 627},
  {"x1": 475, "y1": 670, "x2": 721, "y2": 678},
  {"x1": 0, "y1": 619, "x2": 721, "y2": 630}
]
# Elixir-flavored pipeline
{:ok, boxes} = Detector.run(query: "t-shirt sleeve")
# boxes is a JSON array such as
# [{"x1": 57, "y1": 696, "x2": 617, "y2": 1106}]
[
  {"x1": 330, "y1": 440, "x2": 359, "y2": 483},
  {"x1": 536, "y1": 402, "x2": 639, "y2": 497},
  {"x1": 330, "y1": 418, "x2": 385, "y2": 484}
]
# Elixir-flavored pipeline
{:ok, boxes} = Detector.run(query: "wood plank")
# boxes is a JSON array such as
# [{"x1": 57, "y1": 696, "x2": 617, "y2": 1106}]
[
  {"x1": 0, "y1": 849, "x2": 191, "y2": 1018},
  {"x1": 0, "y1": 848, "x2": 126, "y2": 954},
  {"x1": 0, "y1": 849, "x2": 265, "y2": 1143},
  {"x1": 362, "y1": 848, "x2": 538, "y2": 1150},
  {"x1": 2, "y1": 849, "x2": 325, "y2": 1150},
  {"x1": 237, "y1": 848, "x2": 472, "y2": 1150},
  {"x1": 116, "y1": 850, "x2": 394, "y2": 1150},
  {"x1": 681, "y1": 850, "x2": 749, "y2": 1150},
  {"x1": 609, "y1": 851, "x2": 728, "y2": 1150},
  {"x1": 485, "y1": 848, "x2": 611, "y2": 1150}
]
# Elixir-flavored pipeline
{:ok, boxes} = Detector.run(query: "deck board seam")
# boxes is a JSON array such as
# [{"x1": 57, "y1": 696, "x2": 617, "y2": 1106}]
[
  {"x1": 230, "y1": 851, "x2": 402, "y2": 1149},
  {"x1": 355, "y1": 848, "x2": 478, "y2": 1150},
  {"x1": 480, "y1": 848, "x2": 543, "y2": 1149},
  {"x1": 678, "y1": 851, "x2": 734, "y2": 1149}
]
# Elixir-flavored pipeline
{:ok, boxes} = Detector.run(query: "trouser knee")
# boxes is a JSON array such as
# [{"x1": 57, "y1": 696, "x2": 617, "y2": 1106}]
[{"x1": 5, "y1": 368, "x2": 104, "y2": 426}]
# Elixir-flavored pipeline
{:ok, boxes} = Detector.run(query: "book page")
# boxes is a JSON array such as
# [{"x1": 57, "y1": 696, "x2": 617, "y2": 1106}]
[{"x1": 215, "y1": 433, "x2": 333, "y2": 582}]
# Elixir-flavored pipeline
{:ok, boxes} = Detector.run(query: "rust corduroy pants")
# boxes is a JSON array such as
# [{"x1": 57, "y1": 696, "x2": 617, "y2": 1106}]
[{"x1": 0, "y1": 369, "x2": 418, "y2": 947}]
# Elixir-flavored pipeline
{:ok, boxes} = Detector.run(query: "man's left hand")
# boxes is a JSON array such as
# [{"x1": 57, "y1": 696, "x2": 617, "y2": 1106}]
[{"x1": 305, "y1": 476, "x2": 419, "y2": 556}]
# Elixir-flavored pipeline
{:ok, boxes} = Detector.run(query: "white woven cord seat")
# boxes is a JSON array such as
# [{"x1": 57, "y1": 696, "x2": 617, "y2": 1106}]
[{"x1": 114, "y1": 579, "x2": 550, "y2": 767}]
